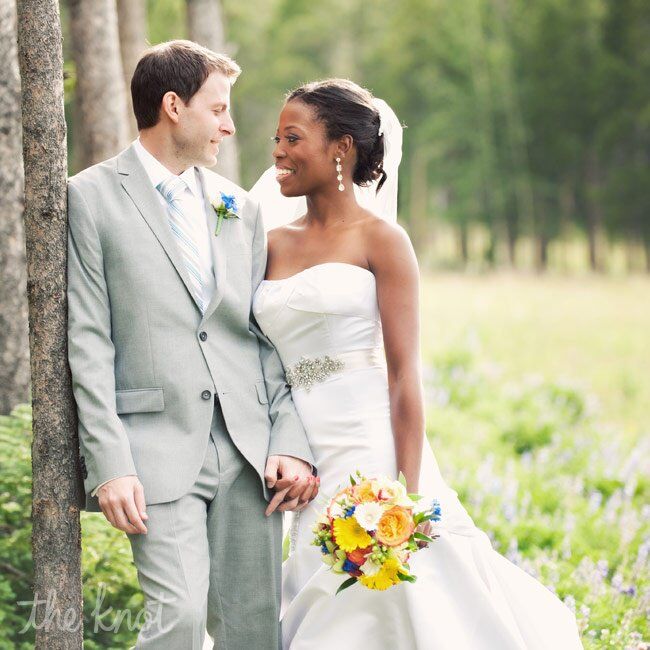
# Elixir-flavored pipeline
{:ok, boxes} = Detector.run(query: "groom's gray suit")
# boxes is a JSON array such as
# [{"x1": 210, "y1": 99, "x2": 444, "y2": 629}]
[{"x1": 67, "y1": 142, "x2": 314, "y2": 649}]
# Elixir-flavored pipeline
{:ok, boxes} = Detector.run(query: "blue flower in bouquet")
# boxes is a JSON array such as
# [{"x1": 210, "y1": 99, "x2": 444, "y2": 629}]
[
  {"x1": 342, "y1": 559, "x2": 359, "y2": 573},
  {"x1": 431, "y1": 499, "x2": 442, "y2": 522},
  {"x1": 344, "y1": 505, "x2": 356, "y2": 519}
]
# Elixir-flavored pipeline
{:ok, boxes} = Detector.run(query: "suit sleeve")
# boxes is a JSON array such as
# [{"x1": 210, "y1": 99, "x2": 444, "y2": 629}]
[
  {"x1": 67, "y1": 180, "x2": 138, "y2": 493},
  {"x1": 248, "y1": 200, "x2": 316, "y2": 469}
]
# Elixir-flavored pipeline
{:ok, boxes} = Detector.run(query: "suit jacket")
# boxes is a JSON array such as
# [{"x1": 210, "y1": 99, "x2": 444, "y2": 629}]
[{"x1": 67, "y1": 143, "x2": 314, "y2": 512}]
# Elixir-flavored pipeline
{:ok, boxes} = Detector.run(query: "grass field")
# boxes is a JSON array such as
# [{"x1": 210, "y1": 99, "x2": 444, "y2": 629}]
[{"x1": 419, "y1": 272, "x2": 650, "y2": 648}]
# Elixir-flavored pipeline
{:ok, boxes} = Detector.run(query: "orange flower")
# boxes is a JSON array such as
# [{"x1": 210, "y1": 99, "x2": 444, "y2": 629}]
[{"x1": 375, "y1": 506, "x2": 415, "y2": 547}]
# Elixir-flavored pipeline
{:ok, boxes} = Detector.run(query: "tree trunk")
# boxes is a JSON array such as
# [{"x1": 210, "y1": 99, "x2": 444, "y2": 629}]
[
  {"x1": 459, "y1": 222, "x2": 469, "y2": 265},
  {"x1": 584, "y1": 148, "x2": 603, "y2": 272},
  {"x1": 505, "y1": 208, "x2": 517, "y2": 267},
  {"x1": 69, "y1": 0, "x2": 129, "y2": 169},
  {"x1": 16, "y1": 1, "x2": 83, "y2": 647},
  {"x1": 537, "y1": 233, "x2": 548, "y2": 271},
  {"x1": 116, "y1": 0, "x2": 147, "y2": 139},
  {"x1": 186, "y1": 0, "x2": 241, "y2": 184},
  {"x1": 0, "y1": 0, "x2": 30, "y2": 415}
]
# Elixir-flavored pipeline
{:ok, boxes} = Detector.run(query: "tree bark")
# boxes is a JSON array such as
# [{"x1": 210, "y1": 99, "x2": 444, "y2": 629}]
[
  {"x1": 16, "y1": 0, "x2": 83, "y2": 647},
  {"x1": 69, "y1": 0, "x2": 129, "y2": 169},
  {"x1": 186, "y1": 0, "x2": 241, "y2": 184},
  {"x1": 116, "y1": 0, "x2": 147, "y2": 139},
  {"x1": 0, "y1": 0, "x2": 30, "y2": 415}
]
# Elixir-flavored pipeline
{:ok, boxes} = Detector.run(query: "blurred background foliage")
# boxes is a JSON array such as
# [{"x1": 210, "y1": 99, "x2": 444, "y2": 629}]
[{"x1": 61, "y1": 0, "x2": 650, "y2": 273}]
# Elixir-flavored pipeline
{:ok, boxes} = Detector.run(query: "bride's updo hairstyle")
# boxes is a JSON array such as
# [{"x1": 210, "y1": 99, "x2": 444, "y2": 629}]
[{"x1": 286, "y1": 79, "x2": 387, "y2": 191}]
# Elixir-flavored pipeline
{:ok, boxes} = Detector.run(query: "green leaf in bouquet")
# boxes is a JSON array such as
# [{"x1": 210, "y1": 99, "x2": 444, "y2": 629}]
[
  {"x1": 349, "y1": 474, "x2": 357, "y2": 486},
  {"x1": 408, "y1": 493, "x2": 423, "y2": 501},
  {"x1": 398, "y1": 471, "x2": 407, "y2": 488},
  {"x1": 397, "y1": 572, "x2": 417, "y2": 583},
  {"x1": 414, "y1": 532, "x2": 435, "y2": 543},
  {"x1": 336, "y1": 577, "x2": 358, "y2": 595}
]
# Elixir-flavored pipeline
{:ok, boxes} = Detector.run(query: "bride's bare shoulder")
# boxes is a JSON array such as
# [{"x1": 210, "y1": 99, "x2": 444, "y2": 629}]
[
  {"x1": 360, "y1": 211, "x2": 411, "y2": 247},
  {"x1": 361, "y1": 213, "x2": 417, "y2": 274}
]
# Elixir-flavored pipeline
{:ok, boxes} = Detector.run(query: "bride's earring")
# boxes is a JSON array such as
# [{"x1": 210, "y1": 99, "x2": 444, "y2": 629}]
[{"x1": 336, "y1": 157, "x2": 344, "y2": 192}]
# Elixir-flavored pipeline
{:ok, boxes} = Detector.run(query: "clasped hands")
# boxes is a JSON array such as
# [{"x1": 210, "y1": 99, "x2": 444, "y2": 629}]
[{"x1": 264, "y1": 454, "x2": 319, "y2": 517}]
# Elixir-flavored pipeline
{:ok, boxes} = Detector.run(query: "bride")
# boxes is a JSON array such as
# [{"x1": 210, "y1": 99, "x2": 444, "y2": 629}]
[{"x1": 250, "y1": 79, "x2": 582, "y2": 649}]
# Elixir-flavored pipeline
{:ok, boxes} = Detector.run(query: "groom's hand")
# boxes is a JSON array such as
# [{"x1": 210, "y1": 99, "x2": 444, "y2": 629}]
[
  {"x1": 97, "y1": 476, "x2": 149, "y2": 534},
  {"x1": 264, "y1": 455, "x2": 318, "y2": 516}
]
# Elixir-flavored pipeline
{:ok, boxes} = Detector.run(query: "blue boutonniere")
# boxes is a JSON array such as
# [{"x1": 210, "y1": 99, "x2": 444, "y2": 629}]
[{"x1": 211, "y1": 192, "x2": 240, "y2": 236}]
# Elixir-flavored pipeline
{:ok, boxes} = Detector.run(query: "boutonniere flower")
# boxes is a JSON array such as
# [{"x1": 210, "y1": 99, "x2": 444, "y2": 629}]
[{"x1": 211, "y1": 192, "x2": 240, "y2": 236}]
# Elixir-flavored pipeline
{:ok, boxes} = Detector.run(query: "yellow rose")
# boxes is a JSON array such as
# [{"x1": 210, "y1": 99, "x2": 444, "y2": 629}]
[{"x1": 375, "y1": 506, "x2": 415, "y2": 547}]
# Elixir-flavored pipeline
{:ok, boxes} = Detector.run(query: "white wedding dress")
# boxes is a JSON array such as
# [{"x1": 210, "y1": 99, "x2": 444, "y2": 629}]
[{"x1": 253, "y1": 262, "x2": 582, "y2": 650}]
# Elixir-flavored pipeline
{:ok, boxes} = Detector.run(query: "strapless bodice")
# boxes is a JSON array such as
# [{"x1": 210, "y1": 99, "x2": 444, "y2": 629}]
[{"x1": 252, "y1": 263, "x2": 383, "y2": 369}]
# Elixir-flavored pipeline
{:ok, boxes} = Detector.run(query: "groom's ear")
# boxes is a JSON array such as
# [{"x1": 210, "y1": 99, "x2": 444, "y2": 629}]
[{"x1": 160, "y1": 91, "x2": 182, "y2": 125}]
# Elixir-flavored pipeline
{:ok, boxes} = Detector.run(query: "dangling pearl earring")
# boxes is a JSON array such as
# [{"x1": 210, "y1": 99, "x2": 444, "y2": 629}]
[{"x1": 336, "y1": 157, "x2": 344, "y2": 191}]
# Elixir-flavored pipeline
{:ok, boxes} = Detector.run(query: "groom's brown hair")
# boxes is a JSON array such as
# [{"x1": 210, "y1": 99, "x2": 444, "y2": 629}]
[{"x1": 131, "y1": 39, "x2": 241, "y2": 130}]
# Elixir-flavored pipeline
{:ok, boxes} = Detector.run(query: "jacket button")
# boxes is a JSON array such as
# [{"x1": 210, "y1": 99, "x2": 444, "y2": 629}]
[
  {"x1": 201, "y1": 390, "x2": 211, "y2": 400},
  {"x1": 199, "y1": 331, "x2": 208, "y2": 341}
]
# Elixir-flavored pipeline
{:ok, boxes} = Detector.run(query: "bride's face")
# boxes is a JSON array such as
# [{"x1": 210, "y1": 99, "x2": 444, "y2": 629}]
[{"x1": 273, "y1": 100, "x2": 339, "y2": 197}]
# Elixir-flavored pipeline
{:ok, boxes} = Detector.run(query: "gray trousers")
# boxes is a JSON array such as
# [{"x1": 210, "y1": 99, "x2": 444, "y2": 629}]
[{"x1": 127, "y1": 403, "x2": 283, "y2": 649}]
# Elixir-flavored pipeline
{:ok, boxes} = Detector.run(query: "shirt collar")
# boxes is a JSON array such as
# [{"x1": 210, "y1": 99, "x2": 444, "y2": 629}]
[{"x1": 133, "y1": 138, "x2": 202, "y2": 200}]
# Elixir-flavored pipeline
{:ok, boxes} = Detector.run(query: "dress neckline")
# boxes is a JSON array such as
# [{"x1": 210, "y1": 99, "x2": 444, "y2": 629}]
[{"x1": 262, "y1": 262, "x2": 375, "y2": 284}]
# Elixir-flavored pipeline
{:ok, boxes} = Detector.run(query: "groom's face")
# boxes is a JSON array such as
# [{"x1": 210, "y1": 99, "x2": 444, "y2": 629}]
[{"x1": 173, "y1": 71, "x2": 235, "y2": 167}]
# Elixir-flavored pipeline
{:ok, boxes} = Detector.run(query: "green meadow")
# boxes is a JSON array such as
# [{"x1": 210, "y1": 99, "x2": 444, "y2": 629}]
[{"x1": 421, "y1": 273, "x2": 650, "y2": 649}]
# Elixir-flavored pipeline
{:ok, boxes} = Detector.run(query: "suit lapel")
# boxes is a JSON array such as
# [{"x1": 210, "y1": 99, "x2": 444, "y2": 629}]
[{"x1": 117, "y1": 145, "x2": 203, "y2": 314}]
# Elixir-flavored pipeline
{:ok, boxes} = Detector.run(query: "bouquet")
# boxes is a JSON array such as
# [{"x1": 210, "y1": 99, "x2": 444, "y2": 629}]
[{"x1": 312, "y1": 472, "x2": 442, "y2": 593}]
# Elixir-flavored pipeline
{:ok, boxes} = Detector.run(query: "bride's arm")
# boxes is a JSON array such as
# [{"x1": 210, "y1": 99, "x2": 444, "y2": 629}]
[{"x1": 368, "y1": 220, "x2": 425, "y2": 493}]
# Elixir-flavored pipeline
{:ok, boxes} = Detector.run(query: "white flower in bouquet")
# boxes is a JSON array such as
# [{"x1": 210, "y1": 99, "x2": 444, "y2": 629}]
[{"x1": 354, "y1": 502, "x2": 384, "y2": 531}]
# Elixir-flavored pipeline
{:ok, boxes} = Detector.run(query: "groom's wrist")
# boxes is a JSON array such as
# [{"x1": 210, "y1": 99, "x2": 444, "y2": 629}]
[{"x1": 90, "y1": 473, "x2": 138, "y2": 497}]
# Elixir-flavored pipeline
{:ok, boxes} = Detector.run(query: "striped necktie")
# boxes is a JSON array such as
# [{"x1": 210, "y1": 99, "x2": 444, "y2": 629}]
[{"x1": 157, "y1": 176, "x2": 207, "y2": 313}]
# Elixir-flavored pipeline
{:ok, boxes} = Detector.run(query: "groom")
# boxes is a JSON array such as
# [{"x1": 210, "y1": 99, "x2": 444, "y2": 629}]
[{"x1": 67, "y1": 40, "x2": 316, "y2": 649}]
